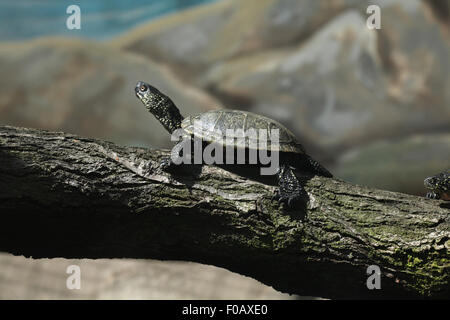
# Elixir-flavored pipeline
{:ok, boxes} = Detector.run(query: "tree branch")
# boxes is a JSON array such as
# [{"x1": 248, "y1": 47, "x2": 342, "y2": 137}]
[{"x1": 0, "y1": 125, "x2": 448, "y2": 299}]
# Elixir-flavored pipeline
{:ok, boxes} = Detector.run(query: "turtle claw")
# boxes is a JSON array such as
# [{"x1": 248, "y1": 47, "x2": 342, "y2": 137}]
[
  {"x1": 287, "y1": 197, "x2": 295, "y2": 208},
  {"x1": 272, "y1": 190, "x2": 280, "y2": 201},
  {"x1": 426, "y1": 192, "x2": 439, "y2": 199},
  {"x1": 160, "y1": 157, "x2": 175, "y2": 172},
  {"x1": 276, "y1": 192, "x2": 301, "y2": 208}
]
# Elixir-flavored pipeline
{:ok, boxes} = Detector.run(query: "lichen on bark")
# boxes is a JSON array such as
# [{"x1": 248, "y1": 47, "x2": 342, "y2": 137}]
[{"x1": 0, "y1": 125, "x2": 448, "y2": 299}]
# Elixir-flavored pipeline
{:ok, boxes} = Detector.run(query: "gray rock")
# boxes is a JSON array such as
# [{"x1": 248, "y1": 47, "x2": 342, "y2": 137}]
[
  {"x1": 199, "y1": 10, "x2": 387, "y2": 154},
  {"x1": 0, "y1": 38, "x2": 222, "y2": 148},
  {"x1": 197, "y1": 3, "x2": 450, "y2": 158},
  {"x1": 113, "y1": 0, "x2": 235, "y2": 68},
  {"x1": 0, "y1": 253, "x2": 297, "y2": 299},
  {"x1": 113, "y1": 0, "x2": 346, "y2": 70}
]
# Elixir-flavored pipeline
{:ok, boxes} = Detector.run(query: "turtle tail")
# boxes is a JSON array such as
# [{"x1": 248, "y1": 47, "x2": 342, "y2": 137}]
[{"x1": 304, "y1": 155, "x2": 333, "y2": 178}]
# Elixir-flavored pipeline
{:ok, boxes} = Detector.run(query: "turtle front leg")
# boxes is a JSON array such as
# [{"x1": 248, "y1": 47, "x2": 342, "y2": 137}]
[
  {"x1": 160, "y1": 157, "x2": 174, "y2": 171},
  {"x1": 426, "y1": 191, "x2": 440, "y2": 199},
  {"x1": 276, "y1": 164, "x2": 303, "y2": 208},
  {"x1": 160, "y1": 142, "x2": 185, "y2": 172}
]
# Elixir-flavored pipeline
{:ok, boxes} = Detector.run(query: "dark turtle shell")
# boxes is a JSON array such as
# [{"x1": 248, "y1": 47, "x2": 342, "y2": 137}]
[{"x1": 181, "y1": 109, "x2": 305, "y2": 153}]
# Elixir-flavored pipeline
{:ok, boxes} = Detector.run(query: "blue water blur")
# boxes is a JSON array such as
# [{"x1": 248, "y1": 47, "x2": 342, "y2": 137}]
[{"x1": 0, "y1": 0, "x2": 218, "y2": 41}]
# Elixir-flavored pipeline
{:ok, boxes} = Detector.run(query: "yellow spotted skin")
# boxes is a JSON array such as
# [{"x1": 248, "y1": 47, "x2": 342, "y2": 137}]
[
  {"x1": 135, "y1": 81, "x2": 183, "y2": 134},
  {"x1": 424, "y1": 170, "x2": 449, "y2": 200}
]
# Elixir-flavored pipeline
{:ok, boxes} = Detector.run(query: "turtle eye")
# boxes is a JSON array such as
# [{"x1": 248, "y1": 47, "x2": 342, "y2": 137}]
[{"x1": 140, "y1": 85, "x2": 147, "y2": 92}]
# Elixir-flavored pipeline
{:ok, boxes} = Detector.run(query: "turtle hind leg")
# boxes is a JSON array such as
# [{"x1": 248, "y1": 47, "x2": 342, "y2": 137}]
[{"x1": 276, "y1": 164, "x2": 304, "y2": 208}]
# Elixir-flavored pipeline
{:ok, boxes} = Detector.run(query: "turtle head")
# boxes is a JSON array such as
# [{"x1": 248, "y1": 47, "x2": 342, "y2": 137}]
[
  {"x1": 424, "y1": 176, "x2": 439, "y2": 190},
  {"x1": 135, "y1": 81, "x2": 166, "y2": 113},
  {"x1": 424, "y1": 171, "x2": 449, "y2": 192},
  {"x1": 134, "y1": 81, "x2": 184, "y2": 134}
]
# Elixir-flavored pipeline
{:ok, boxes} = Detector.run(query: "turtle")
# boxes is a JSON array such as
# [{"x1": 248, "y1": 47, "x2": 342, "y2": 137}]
[
  {"x1": 424, "y1": 170, "x2": 449, "y2": 201},
  {"x1": 134, "y1": 81, "x2": 332, "y2": 207}
]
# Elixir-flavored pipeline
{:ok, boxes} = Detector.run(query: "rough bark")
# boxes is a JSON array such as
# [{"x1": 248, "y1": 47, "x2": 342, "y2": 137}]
[{"x1": 0, "y1": 125, "x2": 448, "y2": 299}]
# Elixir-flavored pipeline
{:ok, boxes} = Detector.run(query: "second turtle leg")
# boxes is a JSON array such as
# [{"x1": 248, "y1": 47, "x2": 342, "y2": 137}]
[
  {"x1": 276, "y1": 164, "x2": 303, "y2": 207},
  {"x1": 160, "y1": 139, "x2": 203, "y2": 176}
]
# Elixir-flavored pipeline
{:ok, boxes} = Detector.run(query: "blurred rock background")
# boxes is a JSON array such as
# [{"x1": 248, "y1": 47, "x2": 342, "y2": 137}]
[{"x1": 0, "y1": 0, "x2": 448, "y2": 299}]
